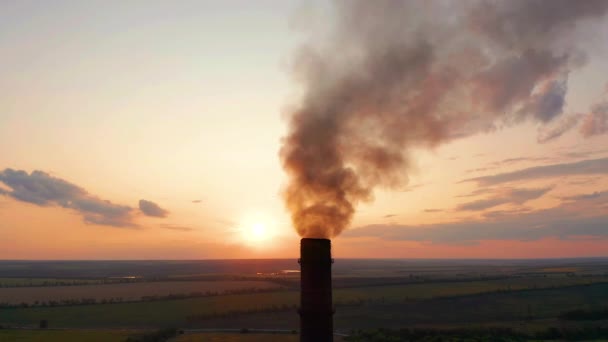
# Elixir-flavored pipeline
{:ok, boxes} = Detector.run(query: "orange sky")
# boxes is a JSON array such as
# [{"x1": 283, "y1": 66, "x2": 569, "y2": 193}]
[{"x1": 1, "y1": 1, "x2": 608, "y2": 259}]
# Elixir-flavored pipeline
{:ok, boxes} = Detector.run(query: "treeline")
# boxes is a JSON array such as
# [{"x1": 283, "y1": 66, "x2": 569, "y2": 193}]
[
  {"x1": 0, "y1": 287, "x2": 285, "y2": 309},
  {"x1": 434, "y1": 281, "x2": 608, "y2": 301},
  {"x1": 138, "y1": 286, "x2": 285, "y2": 302},
  {"x1": 559, "y1": 307, "x2": 608, "y2": 321},
  {"x1": 0, "y1": 274, "x2": 293, "y2": 288},
  {"x1": 0, "y1": 278, "x2": 142, "y2": 288},
  {"x1": 345, "y1": 327, "x2": 608, "y2": 341},
  {"x1": 124, "y1": 328, "x2": 180, "y2": 342},
  {"x1": 0, "y1": 297, "x2": 124, "y2": 308}
]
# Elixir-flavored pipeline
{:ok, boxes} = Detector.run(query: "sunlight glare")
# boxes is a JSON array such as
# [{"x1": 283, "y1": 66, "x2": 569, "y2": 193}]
[{"x1": 237, "y1": 212, "x2": 277, "y2": 247}]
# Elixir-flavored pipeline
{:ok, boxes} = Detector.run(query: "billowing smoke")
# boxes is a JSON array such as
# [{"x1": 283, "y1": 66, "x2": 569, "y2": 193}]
[{"x1": 280, "y1": 0, "x2": 608, "y2": 238}]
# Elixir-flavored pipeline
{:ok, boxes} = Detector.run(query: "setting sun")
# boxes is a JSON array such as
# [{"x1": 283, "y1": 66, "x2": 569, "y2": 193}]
[
  {"x1": 250, "y1": 222, "x2": 267, "y2": 242},
  {"x1": 237, "y1": 212, "x2": 278, "y2": 247}
]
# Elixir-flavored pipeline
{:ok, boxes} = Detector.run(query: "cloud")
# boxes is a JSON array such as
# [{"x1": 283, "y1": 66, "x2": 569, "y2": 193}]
[
  {"x1": 467, "y1": 156, "x2": 552, "y2": 175},
  {"x1": 560, "y1": 191, "x2": 605, "y2": 201},
  {"x1": 344, "y1": 190, "x2": 608, "y2": 244},
  {"x1": 159, "y1": 224, "x2": 194, "y2": 232},
  {"x1": 138, "y1": 199, "x2": 169, "y2": 218},
  {"x1": 580, "y1": 100, "x2": 608, "y2": 137},
  {"x1": 0, "y1": 169, "x2": 134, "y2": 227},
  {"x1": 456, "y1": 187, "x2": 552, "y2": 211},
  {"x1": 464, "y1": 157, "x2": 608, "y2": 186},
  {"x1": 456, "y1": 187, "x2": 495, "y2": 198},
  {"x1": 465, "y1": 167, "x2": 497, "y2": 174},
  {"x1": 533, "y1": 97, "x2": 608, "y2": 143},
  {"x1": 400, "y1": 183, "x2": 427, "y2": 193},
  {"x1": 537, "y1": 114, "x2": 582, "y2": 143},
  {"x1": 519, "y1": 77, "x2": 568, "y2": 123},
  {"x1": 423, "y1": 209, "x2": 443, "y2": 213},
  {"x1": 560, "y1": 148, "x2": 608, "y2": 160},
  {"x1": 192, "y1": 200, "x2": 202, "y2": 203},
  {"x1": 383, "y1": 214, "x2": 396, "y2": 218},
  {"x1": 568, "y1": 177, "x2": 601, "y2": 186}
]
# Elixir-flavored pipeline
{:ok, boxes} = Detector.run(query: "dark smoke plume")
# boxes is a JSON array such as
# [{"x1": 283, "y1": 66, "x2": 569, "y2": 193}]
[{"x1": 281, "y1": 0, "x2": 608, "y2": 238}]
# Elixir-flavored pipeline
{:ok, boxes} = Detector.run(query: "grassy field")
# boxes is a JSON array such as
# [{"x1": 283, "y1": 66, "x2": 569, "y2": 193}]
[
  {"x1": 0, "y1": 281, "x2": 281, "y2": 305},
  {"x1": 0, "y1": 329, "x2": 132, "y2": 342}
]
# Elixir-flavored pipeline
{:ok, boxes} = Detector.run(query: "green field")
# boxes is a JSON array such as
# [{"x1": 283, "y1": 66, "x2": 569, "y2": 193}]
[{"x1": 0, "y1": 329, "x2": 132, "y2": 342}]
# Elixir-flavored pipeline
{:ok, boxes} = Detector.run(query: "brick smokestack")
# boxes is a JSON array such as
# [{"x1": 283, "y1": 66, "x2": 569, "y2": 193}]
[{"x1": 299, "y1": 238, "x2": 334, "y2": 342}]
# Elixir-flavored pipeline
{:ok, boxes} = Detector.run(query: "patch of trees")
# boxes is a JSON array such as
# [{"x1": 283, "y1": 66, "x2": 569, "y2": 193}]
[
  {"x1": 0, "y1": 287, "x2": 285, "y2": 309},
  {"x1": 0, "y1": 278, "x2": 142, "y2": 288},
  {"x1": 433, "y1": 281, "x2": 608, "y2": 301},
  {"x1": 139, "y1": 286, "x2": 285, "y2": 302},
  {"x1": 559, "y1": 307, "x2": 608, "y2": 321},
  {"x1": 0, "y1": 297, "x2": 124, "y2": 309}
]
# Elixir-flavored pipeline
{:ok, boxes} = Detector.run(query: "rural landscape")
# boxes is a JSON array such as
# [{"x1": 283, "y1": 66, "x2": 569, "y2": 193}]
[{"x1": 2, "y1": 258, "x2": 608, "y2": 341}]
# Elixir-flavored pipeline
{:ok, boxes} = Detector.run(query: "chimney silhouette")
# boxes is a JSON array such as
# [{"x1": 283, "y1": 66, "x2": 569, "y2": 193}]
[{"x1": 299, "y1": 238, "x2": 334, "y2": 342}]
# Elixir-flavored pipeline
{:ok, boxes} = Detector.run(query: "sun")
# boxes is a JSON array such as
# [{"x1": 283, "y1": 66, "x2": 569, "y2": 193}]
[
  {"x1": 249, "y1": 222, "x2": 268, "y2": 242},
  {"x1": 237, "y1": 212, "x2": 277, "y2": 247}
]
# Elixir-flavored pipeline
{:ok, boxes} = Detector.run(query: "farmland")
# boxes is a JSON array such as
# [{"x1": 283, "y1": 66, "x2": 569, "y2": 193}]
[
  {"x1": 0, "y1": 280, "x2": 281, "y2": 305},
  {"x1": 1, "y1": 259, "x2": 608, "y2": 340},
  {"x1": 173, "y1": 333, "x2": 300, "y2": 342},
  {"x1": 0, "y1": 329, "x2": 133, "y2": 342},
  {"x1": 2, "y1": 278, "x2": 608, "y2": 329},
  {"x1": 0, "y1": 330, "x2": 311, "y2": 342}
]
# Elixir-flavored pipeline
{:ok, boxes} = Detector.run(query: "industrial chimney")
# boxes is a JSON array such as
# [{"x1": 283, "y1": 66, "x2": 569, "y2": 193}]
[{"x1": 299, "y1": 238, "x2": 334, "y2": 342}]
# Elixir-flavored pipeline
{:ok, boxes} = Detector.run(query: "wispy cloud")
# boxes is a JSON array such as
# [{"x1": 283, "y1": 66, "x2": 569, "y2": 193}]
[
  {"x1": 532, "y1": 98, "x2": 608, "y2": 143},
  {"x1": 159, "y1": 224, "x2": 194, "y2": 232},
  {"x1": 399, "y1": 183, "x2": 427, "y2": 193},
  {"x1": 456, "y1": 187, "x2": 552, "y2": 211},
  {"x1": 580, "y1": 100, "x2": 608, "y2": 137},
  {"x1": 463, "y1": 158, "x2": 608, "y2": 186},
  {"x1": 560, "y1": 191, "x2": 605, "y2": 202},
  {"x1": 344, "y1": 190, "x2": 608, "y2": 244},
  {"x1": 139, "y1": 199, "x2": 169, "y2": 218},
  {"x1": 537, "y1": 114, "x2": 582, "y2": 143}
]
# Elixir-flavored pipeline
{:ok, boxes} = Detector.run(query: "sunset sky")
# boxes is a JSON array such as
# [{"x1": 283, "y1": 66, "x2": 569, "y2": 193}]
[{"x1": 1, "y1": 0, "x2": 608, "y2": 259}]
